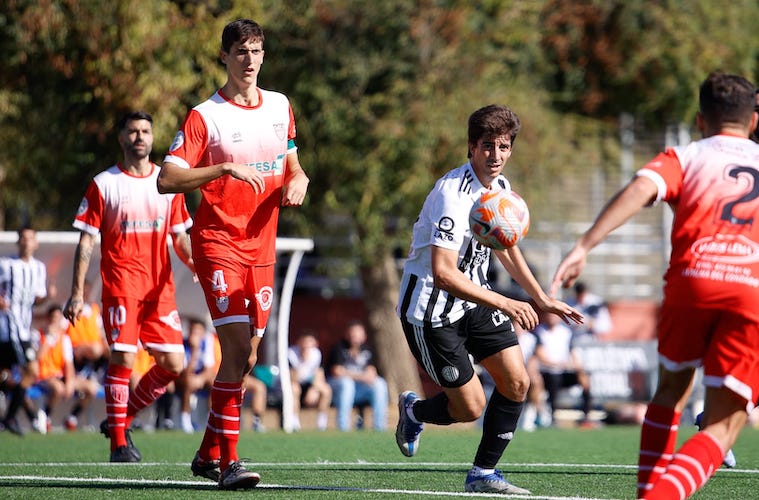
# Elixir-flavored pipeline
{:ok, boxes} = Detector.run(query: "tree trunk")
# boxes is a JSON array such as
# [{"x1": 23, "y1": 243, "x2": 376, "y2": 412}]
[{"x1": 360, "y1": 251, "x2": 423, "y2": 399}]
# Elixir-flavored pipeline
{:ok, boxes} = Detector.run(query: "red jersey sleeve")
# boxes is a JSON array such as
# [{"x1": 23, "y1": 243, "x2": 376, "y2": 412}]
[
  {"x1": 73, "y1": 180, "x2": 105, "y2": 235},
  {"x1": 637, "y1": 149, "x2": 684, "y2": 203},
  {"x1": 166, "y1": 109, "x2": 209, "y2": 169}
]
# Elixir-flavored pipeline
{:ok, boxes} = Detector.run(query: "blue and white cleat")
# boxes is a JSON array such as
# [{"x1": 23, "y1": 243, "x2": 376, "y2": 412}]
[
  {"x1": 395, "y1": 391, "x2": 424, "y2": 457},
  {"x1": 465, "y1": 469, "x2": 531, "y2": 494}
]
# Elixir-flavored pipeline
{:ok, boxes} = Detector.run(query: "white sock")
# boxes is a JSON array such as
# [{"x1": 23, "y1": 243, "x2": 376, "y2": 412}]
[
  {"x1": 471, "y1": 466, "x2": 495, "y2": 476},
  {"x1": 317, "y1": 412, "x2": 328, "y2": 430}
]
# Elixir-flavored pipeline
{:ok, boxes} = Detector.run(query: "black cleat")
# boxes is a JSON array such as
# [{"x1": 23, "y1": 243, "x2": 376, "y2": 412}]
[
  {"x1": 110, "y1": 445, "x2": 141, "y2": 463},
  {"x1": 191, "y1": 451, "x2": 221, "y2": 482},
  {"x1": 217, "y1": 461, "x2": 260, "y2": 490},
  {"x1": 2, "y1": 417, "x2": 24, "y2": 436},
  {"x1": 100, "y1": 419, "x2": 142, "y2": 461}
]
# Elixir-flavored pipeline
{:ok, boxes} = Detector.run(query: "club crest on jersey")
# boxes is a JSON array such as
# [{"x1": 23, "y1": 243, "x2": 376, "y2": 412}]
[
  {"x1": 215, "y1": 295, "x2": 229, "y2": 313},
  {"x1": 256, "y1": 286, "x2": 273, "y2": 311},
  {"x1": 273, "y1": 123, "x2": 286, "y2": 141},
  {"x1": 110, "y1": 328, "x2": 120, "y2": 342},
  {"x1": 76, "y1": 198, "x2": 89, "y2": 217}
]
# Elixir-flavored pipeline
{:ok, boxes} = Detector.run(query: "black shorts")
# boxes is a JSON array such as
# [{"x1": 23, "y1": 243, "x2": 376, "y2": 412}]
[
  {"x1": 401, "y1": 306, "x2": 518, "y2": 388},
  {"x1": 0, "y1": 339, "x2": 36, "y2": 370}
]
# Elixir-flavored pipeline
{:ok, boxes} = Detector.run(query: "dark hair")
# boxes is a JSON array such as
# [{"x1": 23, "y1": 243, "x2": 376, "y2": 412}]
[
  {"x1": 222, "y1": 19, "x2": 265, "y2": 53},
  {"x1": 751, "y1": 89, "x2": 759, "y2": 144},
  {"x1": 17, "y1": 223, "x2": 34, "y2": 237},
  {"x1": 698, "y1": 72, "x2": 755, "y2": 127},
  {"x1": 117, "y1": 111, "x2": 153, "y2": 132},
  {"x1": 467, "y1": 105, "x2": 521, "y2": 158}
]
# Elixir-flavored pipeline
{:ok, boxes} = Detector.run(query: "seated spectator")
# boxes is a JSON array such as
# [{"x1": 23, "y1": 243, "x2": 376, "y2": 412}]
[
  {"x1": 176, "y1": 318, "x2": 217, "y2": 433},
  {"x1": 567, "y1": 282, "x2": 612, "y2": 340},
  {"x1": 533, "y1": 312, "x2": 595, "y2": 428},
  {"x1": 326, "y1": 320, "x2": 388, "y2": 432},
  {"x1": 288, "y1": 331, "x2": 331, "y2": 431},
  {"x1": 66, "y1": 279, "x2": 109, "y2": 377},
  {"x1": 35, "y1": 304, "x2": 98, "y2": 432}
]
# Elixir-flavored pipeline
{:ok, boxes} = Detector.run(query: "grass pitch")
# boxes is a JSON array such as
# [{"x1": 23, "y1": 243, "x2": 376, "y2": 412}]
[{"x1": 1, "y1": 424, "x2": 758, "y2": 499}]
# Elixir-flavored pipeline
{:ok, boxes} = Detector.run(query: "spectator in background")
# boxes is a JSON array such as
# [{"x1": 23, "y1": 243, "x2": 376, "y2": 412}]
[
  {"x1": 34, "y1": 304, "x2": 99, "y2": 432},
  {"x1": 66, "y1": 279, "x2": 109, "y2": 377},
  {"x1": 533, "y1": 312, "x2": 594, "y2": 428},
  {"x1": 0, "y1": 225, "x2": 49, "y2": 436},
  {"x1": 288, "y1": 331, "x2": 331, "y2": 431},
  {"x1": 243, "y1": 370, "x2": 268, "y2": 433},
  {"x1": 327, "y1": 320, "x2": 388, "y2": 431},
  {"x1": 177, "y1": 318, "x2": 218, "y2": 434},
  {"x1": 567, "y1": 282, "x2": 612, "y2": 340},
  {"x1": 515, "y1": 323, "x2": 548, "y2": 431}
]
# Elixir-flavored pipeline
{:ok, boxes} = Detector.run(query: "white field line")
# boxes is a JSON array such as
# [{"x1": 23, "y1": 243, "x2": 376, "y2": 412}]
[{"x1": 1, "y1": 474, "x2": 617, "y2": 500}]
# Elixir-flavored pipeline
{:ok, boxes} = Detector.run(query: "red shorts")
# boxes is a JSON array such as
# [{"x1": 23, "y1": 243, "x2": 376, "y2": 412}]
[
  {"x1": 194, "y1": 256, "x2": 275, "y2": 336},
  {"x1": 658, "y1": 305, "x2": 759, "y2": 406},
  {"x1": 101, "y1": 296, "x2": 184, "y2": 354}
]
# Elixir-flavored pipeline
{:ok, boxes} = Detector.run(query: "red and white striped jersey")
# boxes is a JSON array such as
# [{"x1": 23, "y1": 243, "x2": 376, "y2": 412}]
[
  {"x1": 638, "y1": 134, "x2": 759, "y2": 321},
  {"x1": 164, "y1": 88, "x2": 297, "y2": 266},
  {"x1": 73, "y1": 163, "x2": 192, "y2": 301}
]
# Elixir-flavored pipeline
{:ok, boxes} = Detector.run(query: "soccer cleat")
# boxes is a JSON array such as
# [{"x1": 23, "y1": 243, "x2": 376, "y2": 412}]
[
  {"x1": 110, "y1": 445, "x2": 141, "y2": 463},
  {"x1": 465, "y1": 469, "x2": 531, "y2": 494},
  {"x1": 65, "y1": 415, "x2": 78, "y2": 431},
  {"x1": 191, "y1": 451, "x2": 221, "y2": 482},
  {"x1": 100, "y1": 419, "x2": 142, "y2": 461},
  {"x1": 395, "y1": 391, "x2": 424, "y2": 457},
  {"x1": 217, "y1": 461, "x2": 261, "y2": 490},
  {"x1": 695, "y1": 412, "x2": 736, "y2": 468},
  {"x1": 2, "y1": 417, "x2": 24, "y2": 436}
]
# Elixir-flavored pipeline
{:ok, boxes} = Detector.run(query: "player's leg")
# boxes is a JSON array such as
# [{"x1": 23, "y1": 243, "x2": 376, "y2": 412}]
[
  {"x1": 643, "y1": 312, "x2": 759, "y2": 499},
  {"x1": 126, "y1": 299, "x2": 184, "y2": 431}
]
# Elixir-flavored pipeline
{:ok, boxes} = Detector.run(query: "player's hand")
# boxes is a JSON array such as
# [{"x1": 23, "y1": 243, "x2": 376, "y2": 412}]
[
  {"x1": 535, "y1": 297, "x2": 584, "y2": 326},
  {"x1": 63, "y1": 296, "x2": 83, "y2": 323},
  {"x1": 282, "y1": 171, "x2": 309, "y2": 206},
  {"x1": 501, "y1": 299, "x2": 540, "y2": 331},
  {"x1": 225, "y1": 162, "x2": 266, "y2": 193},
  {"x1": 550, "y1": 244, "x2": 589, "y2": 297}
]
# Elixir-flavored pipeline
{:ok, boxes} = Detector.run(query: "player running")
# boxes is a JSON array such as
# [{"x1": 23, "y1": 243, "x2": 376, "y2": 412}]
[
  {"x1": 551, "y1": 72, "x2": 759, "y2": 500},
  {"x1": 64, "y1": 110, "x2": 194, "y2": 463}
]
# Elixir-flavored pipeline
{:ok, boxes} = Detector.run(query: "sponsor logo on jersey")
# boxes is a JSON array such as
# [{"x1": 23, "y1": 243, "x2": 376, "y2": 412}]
[
  {"x1": 441, "y1": 365, "x2": 459, "y2": 383},
  {"x1": 691, "y1": 234, "x2": 759, "y2": 264},
  {"x1": 169, "y1": 131, "x2": 185, "y2": 152},
  {"x1": 434, "y1": 216, "x2": 455, "y2": 242},
  {"x1": 246, "y1": 154, "x2": 285, "y2": 176},
  {"x1": 120, "y1": 216, "x2": 166, "y2": 232},
  {"x1": 256, "y1": 286, "x2": 273, "y2": 311}
]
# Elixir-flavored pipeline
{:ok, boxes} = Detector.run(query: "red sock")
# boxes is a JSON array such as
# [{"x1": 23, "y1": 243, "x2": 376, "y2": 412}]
[
  {"x1": 207, "y1": 381, "x2": 243, "y2": 471},
  {"x1": 105, "y1": 364, "x2": 132, "y2": 451},
  {"x1": 126, "y1": 364, "x2": 176, "y2": 429},
  {"x1": 637, "y1": 404, "x2": 680, "y2": 498},
  {"x1": 643, "y1": 431, "x2": 724, "y2": 500}
]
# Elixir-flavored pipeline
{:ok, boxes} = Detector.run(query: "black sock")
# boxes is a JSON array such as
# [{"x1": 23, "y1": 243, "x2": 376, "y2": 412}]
[
  {"x1": 473, "y1": 390, "x2": 523, "y2": 469},
  {"x1": 412, "y1": 392, "x2": 456, "y2": 425}
]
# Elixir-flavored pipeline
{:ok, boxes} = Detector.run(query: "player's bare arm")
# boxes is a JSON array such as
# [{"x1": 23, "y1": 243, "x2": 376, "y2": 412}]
[
  {"x1": 494, "y1": 246, "x2": 583, "y2": 325},
  {"x1": 431, "y1": 245, "x2": 539, "y2": 330},
  {"x1": 282, "y1": 152, "x2": 309, "y2": 207},
  {"x1": 172, "y1": 231, "x2": 195, "y2": 274},
  {"x1": 64, "y1": 231, "x2": 96, "y2": 323},
  {"x1": 157, "y1": 161, "x2": 266, "y2": 194},
  {"x1": 550, "y1": 175, "x2": 658, "y2": 295}
]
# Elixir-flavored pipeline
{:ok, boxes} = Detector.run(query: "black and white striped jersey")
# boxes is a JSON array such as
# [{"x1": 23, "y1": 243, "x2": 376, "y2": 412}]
[
  {"x1": 0, "y1": 255, "x2": 47, "y2": 343},
  {"x1": 397, "y1": 162, "x2": 511, "y2": 328}
]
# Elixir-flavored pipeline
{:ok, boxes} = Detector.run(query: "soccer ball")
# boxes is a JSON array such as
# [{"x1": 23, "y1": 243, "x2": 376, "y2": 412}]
[{"x1": 469, "y1": 189, "x2": 530, "y2": 250}]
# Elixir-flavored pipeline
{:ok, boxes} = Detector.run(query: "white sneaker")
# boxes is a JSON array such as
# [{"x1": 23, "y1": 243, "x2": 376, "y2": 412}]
[
  {"x1": 33, "y1": 409, "x2": 48, "y2": 434},
  {"x1": 181, "y1": 412, "x2": 194, "y2": 433}
]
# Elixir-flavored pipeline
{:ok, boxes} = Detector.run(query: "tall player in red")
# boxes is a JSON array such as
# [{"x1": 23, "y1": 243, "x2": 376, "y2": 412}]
[
  {"x1": 158, "y1": 19, "x2": 309, "y2": 490},
  {"x1": 64, "y1": 111, "x2": 195, "y2": 463},
  {"x1": 551, "y1": 72, "x2": 759, "y2": 500}
]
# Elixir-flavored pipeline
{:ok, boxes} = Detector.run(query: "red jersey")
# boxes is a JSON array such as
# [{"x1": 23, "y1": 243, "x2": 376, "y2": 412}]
[
  {"x1": 164, "y1": 88, "x2": 297, "y2": 266},
  {"x1": 638, "y1": 134, "x2": 759, "y2": 321},
  {"x1": 73, "y1": 163, "x2": 193, "y2": 301}
]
